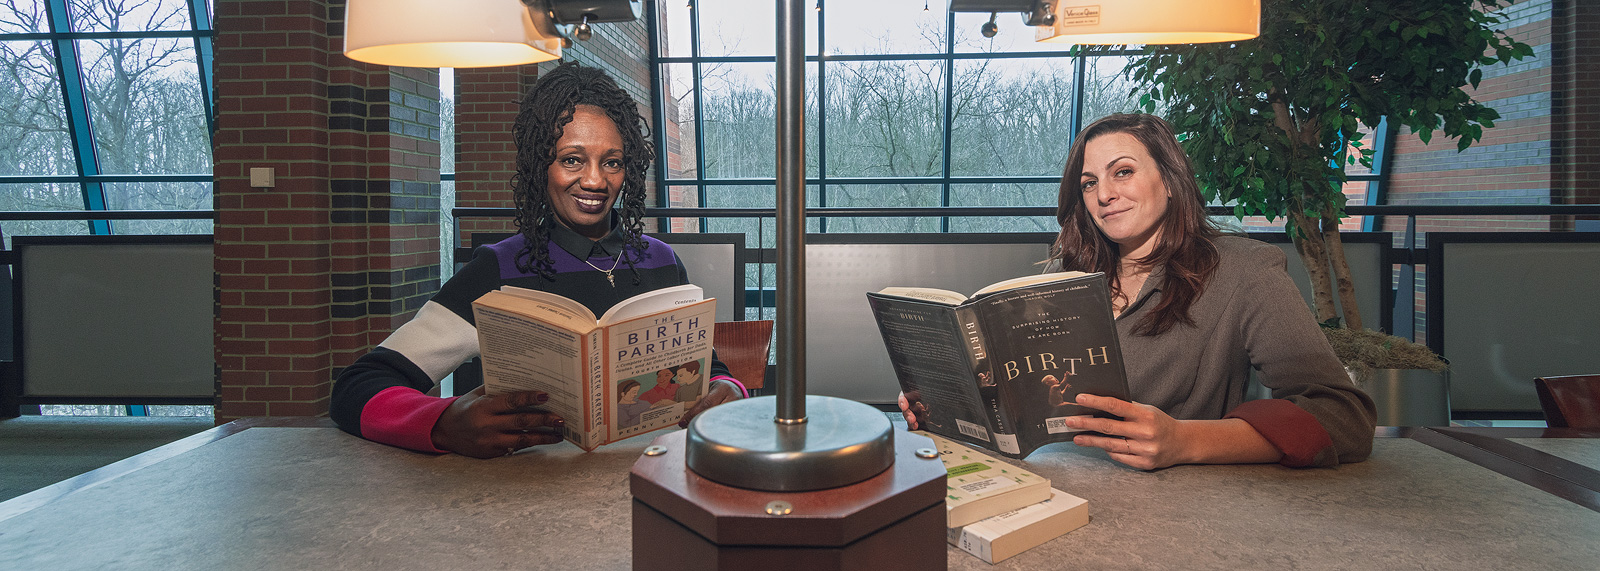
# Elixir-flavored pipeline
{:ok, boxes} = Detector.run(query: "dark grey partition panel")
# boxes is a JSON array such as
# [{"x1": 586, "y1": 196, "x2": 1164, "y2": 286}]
[
  {"x1": 14, "y1": 236, "x2": 214, "y2": 399},
  {"x1": 1248, "y1": 232, "x2": 1393, "y2": 332},
  {"x1": 804, "y1": 233, "x2": 1057, "y2": 403},
  {"x1": 1427, "y1": 233, "x2": 1600, "y2": 414}
]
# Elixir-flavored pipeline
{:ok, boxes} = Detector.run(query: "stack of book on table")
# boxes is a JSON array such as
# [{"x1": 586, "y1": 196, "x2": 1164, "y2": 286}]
[{"x1": 922, "y1": 431, "x2": 1089, "y2": 564}]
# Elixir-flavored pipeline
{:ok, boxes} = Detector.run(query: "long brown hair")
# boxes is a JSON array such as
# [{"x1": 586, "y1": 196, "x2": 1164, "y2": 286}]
[{"x1": 1053, "y1": 113, "x2": 1219, "y2": 336}]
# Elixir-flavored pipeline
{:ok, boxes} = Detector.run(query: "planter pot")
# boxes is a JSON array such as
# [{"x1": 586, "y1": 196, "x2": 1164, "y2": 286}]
[{"x1": 1349, "y1": 368, "x2": 1452, "y2": 427}]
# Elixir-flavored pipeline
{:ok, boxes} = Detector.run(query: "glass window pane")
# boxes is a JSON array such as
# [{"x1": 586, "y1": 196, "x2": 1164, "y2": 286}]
[
  {"x1": 701, "y1": 63, "x2": 817, "y2": 179},
  {"x1": 1081, "y1": 55, "x2": 1147, "y2": 122},
  {"x1": 661, "y1": 62, "x2": 699, "y2": 179},
  {"x1": 78, "y1": 38, "x2": 211, "y2": 174},
  {"x1": 952, "y1": 12, "x2": 1074, "y2": 54},
  {"x1": 1, "y1": 41, "x2": 76, "y2": 176},
  {"x1": 824, "y1": 0, "x2": 943, "y2": 56},
  {"x1": 69, "y1": 0, "x2": 191, "y2": 32},
  {"x1": 948, "y1": 182, "x2": 1057, "y2": 233},
  {"x1": 101, "y1": 181, "x2": 213, "y2": 234},
  {"x1": 949, "y1": 57, "x2": 1076, "y2": 177},
  {"x1": 659, "y1": 0, "x2": 692, "y2": 58},
  {"x1": 695, "y1": 0, "x2": 816, "y2": 57},
  {"x1": 1, "y1": 1, "x2": 50, "y2": 33},
  {"x1": 820, "y1": 183, "x2": 940, "y2": 233},
  {"x1": 0, "y1": 182, "x2": 92, "y2": 249},
  {"x1": 825, "y1": 59, "x2": 944, "y2": 177}
]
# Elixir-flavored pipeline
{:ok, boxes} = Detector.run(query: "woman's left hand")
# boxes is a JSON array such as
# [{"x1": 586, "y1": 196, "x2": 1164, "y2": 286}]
[
  {"x1": 1065, "y1": 393, "x2": 1190, "y2": 470},
  {"x1": 678, "y1": 379, "x2": 743, "y2": 428}
]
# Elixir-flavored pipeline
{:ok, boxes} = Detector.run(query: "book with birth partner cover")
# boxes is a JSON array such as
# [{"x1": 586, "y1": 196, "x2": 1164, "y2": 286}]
[
  {"x1": 869, "y1": 272, "x2": 1132, "y2": 459},
  {"x1": 948, "y1": 488, "x2": 1090, "y2": 564},
  {"x1": 471, "y1": 284, "x2": 716, "y2": 451},
  {"x1": 921, "y1": 431, "x2": 1052, "y2": 528}
]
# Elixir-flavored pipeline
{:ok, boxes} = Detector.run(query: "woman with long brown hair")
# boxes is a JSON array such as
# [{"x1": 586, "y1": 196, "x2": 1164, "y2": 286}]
[{"x1": 1050, "y1": 113, "x2": 1373, "y2": 469}]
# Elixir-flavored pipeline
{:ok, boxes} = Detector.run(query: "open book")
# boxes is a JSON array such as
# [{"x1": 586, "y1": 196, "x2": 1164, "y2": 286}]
[
  {"x1": 471, "y1": 284, "x2": 716, "y2": 451},
  {"x1": 868, "y1": 272, "x2": 1131, "y2": 458}
]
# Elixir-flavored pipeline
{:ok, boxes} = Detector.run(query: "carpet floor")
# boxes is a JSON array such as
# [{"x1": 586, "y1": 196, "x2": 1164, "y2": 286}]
[{"x1": 0, "y1": 415, "x2": 214, "y2": 502}]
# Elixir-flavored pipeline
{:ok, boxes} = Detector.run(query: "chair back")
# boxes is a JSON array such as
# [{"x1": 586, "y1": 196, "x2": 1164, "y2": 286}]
[
  {"x1": 1534, "y1": 375, "x2": 1600, "y2": 429},
  {"x1": 714, "y1": 320, "x2": 774, "y2": 391}
]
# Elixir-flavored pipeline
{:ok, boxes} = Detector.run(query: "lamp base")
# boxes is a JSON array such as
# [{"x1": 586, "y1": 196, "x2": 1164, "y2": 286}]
[
  {"x1": 630, "y1": 429, "x2": 948, "y2": 571},
  {"x1": 683, "y1": 395, "x2": 895, "y2": 492}
]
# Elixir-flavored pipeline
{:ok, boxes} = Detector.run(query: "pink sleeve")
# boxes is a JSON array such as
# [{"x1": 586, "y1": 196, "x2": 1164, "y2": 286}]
[
  {"x1": 359, "y1": 386, "x2": 457, "y2": 453},
  {"x1": 1225, "y1": 399, "x2": 1334, "y2": 467}
]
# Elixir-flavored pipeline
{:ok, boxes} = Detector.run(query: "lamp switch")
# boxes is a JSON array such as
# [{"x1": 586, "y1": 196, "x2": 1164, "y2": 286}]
[{"x1": 250, "y1": 167, "x2": 275, "y2": 188}]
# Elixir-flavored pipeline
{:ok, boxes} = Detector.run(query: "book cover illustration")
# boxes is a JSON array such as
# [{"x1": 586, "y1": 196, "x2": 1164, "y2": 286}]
[{"x1": 922, "y1": 431, "x2": 1052, "y2": 528}]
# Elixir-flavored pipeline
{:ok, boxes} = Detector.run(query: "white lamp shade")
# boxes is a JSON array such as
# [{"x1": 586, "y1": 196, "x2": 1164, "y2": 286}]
[
  {"x1": 344, "y1": 0, "x2": 562, "y2": 68},
  {"x1": 1036, "y1": 0, "x2": 1260, "y2": 45}
]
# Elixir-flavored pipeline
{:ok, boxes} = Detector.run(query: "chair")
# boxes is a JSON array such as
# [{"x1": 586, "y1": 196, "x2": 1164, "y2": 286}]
[
  {"x1": 1534, "y1": 375, "x2": 1600, "y2": 429},
  {"x1": 714, "y1": 320, "x2": 774, "y2": 391}
]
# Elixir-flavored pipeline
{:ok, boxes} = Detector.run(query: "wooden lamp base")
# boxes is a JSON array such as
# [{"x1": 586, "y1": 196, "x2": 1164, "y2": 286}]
[{"x1": 630, "y1": 430, "x2": 948, "y2": 570}]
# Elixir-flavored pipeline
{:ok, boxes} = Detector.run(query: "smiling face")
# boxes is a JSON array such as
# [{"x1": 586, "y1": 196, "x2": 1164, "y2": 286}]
[
  {"x1": 674, "y1": 365, "x2": 700, "y2": 385},
  {"x1": 1078, "y1": 132, "x2": 1171, "y2": 260},
  {"x1": 546, "y1": 105, "x2": 626, "y2": 240}
]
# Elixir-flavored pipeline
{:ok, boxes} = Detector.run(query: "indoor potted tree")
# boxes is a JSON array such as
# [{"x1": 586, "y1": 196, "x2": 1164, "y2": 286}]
[{"x1": 1108, "y1": 0, "x2": 1532, "y2": 424}]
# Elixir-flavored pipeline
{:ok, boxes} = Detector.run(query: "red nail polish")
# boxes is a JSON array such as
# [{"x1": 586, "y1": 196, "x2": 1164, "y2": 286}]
[
  {"x1": 552, "y1": 417, "x2": 565, "y2": 428},
  {"x1": 537, "y1": 393, "x2": 550, "y2": 403}
]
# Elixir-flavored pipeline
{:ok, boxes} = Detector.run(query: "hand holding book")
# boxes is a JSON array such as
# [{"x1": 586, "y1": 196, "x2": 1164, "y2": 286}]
[{"x1": 431, "y1": 385, "x2": 567, "y2": 458}]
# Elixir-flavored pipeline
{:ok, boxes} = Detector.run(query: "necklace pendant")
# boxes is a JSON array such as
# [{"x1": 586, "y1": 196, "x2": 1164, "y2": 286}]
[{"x1": 606, "y1": 272, "x2": 615, "y2": 287}]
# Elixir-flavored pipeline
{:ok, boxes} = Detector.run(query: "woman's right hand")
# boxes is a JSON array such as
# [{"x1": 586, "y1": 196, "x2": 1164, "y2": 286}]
[
  {"x1": 431, "y1": 385, "x2": 566, "y2": 458},
  {"x1": 897, "y1": 391, "x2": 927, "y2": 430}
]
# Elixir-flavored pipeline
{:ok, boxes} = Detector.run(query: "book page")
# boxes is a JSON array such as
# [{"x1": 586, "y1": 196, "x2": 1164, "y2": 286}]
[
  {"x1": 470, "y1": 299, "x2": 590, "y2": 430},
  {"x1": 604, "y1": 298, "x2": 718, "y2": 442},
  {"x1": 972, "y1": 271, "x2": 1090, "y2": 297},
  {"x1": 598, "y1": 284, "x2": 704, "y2": 325},
  {"x1": 876, "y1": 286, "x2": 969, "y2": 305},
  {"x1": 495, "y1": 285, "x2": 597, "y2": 322}
]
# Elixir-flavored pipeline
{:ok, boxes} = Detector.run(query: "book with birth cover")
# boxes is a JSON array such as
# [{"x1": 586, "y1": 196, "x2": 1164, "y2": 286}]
[
  {"x1": 921, "y1": 431, "x2": 1052, "y2": 528},
  {"x1": 948, "y1": 487, "x2": 1090, "y2": 564},
  {"x1": 471, "y1": 284, "x2": 716, "y2": 451},
  {"x1": 868, "y1": 272, "x2": 1131, "y2": 459}
]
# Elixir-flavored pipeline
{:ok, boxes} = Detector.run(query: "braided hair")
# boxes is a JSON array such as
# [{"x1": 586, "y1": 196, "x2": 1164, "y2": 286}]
[{"x1": 509, "y1": 62, "x2": 655, "y2": 281}]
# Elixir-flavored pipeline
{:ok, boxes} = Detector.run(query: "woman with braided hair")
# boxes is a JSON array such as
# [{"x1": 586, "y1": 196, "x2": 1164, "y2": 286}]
[{"x1": 331, "y1": 63, "x2": 746, "y2": 458}]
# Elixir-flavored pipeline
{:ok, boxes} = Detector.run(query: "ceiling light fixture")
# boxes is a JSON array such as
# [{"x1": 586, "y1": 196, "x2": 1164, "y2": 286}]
[{"x1": 343, "y1": 0, "x2": 641, "y2": 68}]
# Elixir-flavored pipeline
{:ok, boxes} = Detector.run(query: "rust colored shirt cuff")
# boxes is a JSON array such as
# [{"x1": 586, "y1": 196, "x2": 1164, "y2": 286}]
[
  {"x1": 360, "y1": 386, "x2": 456, "y2": 454},
  {"x1": 1225, "y1": 399, "x2": 1334, "y2": 467}
]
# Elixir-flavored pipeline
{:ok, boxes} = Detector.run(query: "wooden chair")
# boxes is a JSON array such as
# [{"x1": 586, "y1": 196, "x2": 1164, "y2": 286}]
[
  {"x1": 1534, "y1": 374, "x2": 1600, "y2": 429},
  {"x1": 713, "y1": 320, "x2": 774, "y2": 391}
]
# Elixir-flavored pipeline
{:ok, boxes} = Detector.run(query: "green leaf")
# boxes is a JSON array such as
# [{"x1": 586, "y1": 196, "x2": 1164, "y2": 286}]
[{"x1": 1469, "y1": 68, "x2": 1483, "y2": 89}]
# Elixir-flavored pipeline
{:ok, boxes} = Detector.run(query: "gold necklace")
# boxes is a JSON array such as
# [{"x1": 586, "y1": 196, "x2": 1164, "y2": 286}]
[{"x1": 584, "y1": 253, "x2": 624, "y2": 287}]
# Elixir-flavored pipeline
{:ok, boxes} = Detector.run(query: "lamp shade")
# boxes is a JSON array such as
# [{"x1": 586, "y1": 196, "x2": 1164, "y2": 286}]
[
  {"x1": 344, "y1": 0, "x2": 562, "y2": 68},
  {"x1": 1035, "y1": 0, "x2": 1260, "y2": 45}
]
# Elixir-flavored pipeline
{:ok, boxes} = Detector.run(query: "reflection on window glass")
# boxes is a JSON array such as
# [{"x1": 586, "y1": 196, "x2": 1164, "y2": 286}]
[
  {"x1": 658, "y1": 0, "x2": 692, "y2": 58},
  {"x1": 822, "y1": 184, "x2": 940, "y2": 233},
  {"x1": 0, "y1": 41, "x2": 76, "y2": 176},
  {"x1": 78, "y1": 38, "x2": 210, "y2": 174},
  {"x1": 825, "y1": 60, "x2": 943, "y2": 178},
  {"x1": 1081, "y1": 55, "x2": 1148, "y2": 122},
  {"x1": 950, "y1": 57, "x2": 1075, "y2": 177},
  {"x1": 661, "y1": 63, "x2": 699, "y2": 179},
  {"x1": 0, "y1": 183, "x2": 92, "y2": 248},
  {"x1": 102, "y1": 181, "x2": 213, "y2": 234},
  {"x1": 949, "y1": 183, "x2": 1057, "y2": 233},
  {"x1": 69, "y1": 0, "x2": 191, "y2": 32},
  {"x1": 695, "y1": 0, "x2": 816, "y2": 57},
  {"x1": 1, "y1": 1, "x2": 50, "y2": 33},
  {"x1": 951, "y1": 12, "x2": 1074, "y2": 54},
  {"x1": 825, "y1": 0, "x2": 942, "y2": 56},
  {"x1": 701, "y1": 63, "x2": 818, "y2": 179}
]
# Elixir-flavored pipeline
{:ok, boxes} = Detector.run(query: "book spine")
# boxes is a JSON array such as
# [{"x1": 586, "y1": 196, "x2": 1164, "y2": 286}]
[
  {"x1": 948, "y1": 527, "x2": 995, "y2": 564},
  {"x1": 586, "y1": 328, "x2": 604, "y2": 450},
  {"x1": 954, "y1": 305, "x2": 1020, "y2": 455}
]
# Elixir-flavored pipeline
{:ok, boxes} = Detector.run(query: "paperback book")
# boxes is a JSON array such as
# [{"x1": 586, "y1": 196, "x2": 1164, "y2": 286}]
[
  {"x1": 921, "y1": 431, "x2": 1052, "y2": 528},
  {"x1": 948, "y1": 488, "x2": 1090, "y2": 564},
  {"x1": 472, "y1": 284, "x2": 716, "y2": 451}
]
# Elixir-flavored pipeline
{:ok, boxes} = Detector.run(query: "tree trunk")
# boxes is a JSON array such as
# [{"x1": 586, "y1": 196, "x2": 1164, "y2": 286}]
[
  {"x1": 1289, "y1": 208, "x2": 1339, "y2": 325},
  {"x1": 1320, "y1": 204, "x2": 1363, "y2": 331}
]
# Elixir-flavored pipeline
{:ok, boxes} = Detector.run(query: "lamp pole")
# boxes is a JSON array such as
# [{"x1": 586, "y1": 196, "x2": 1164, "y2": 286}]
[{"x1": 774, "y1": 0, "x2": 807, "y2": 423}]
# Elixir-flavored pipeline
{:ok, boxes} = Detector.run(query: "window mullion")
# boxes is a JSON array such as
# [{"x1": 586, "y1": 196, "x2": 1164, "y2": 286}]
[{"x1": 46, "y1": 0, "x2": 110, "y2": 235}]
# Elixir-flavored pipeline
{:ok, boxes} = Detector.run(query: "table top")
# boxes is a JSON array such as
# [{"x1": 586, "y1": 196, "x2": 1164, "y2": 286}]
[{"x1": 1, "y1": 420, "x2": 1597, "y2": 570}]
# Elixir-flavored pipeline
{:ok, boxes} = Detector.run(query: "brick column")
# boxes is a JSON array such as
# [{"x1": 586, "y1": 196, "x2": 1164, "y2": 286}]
[
  {"x1": 1551, "y1": 0, "x2": 1600, "y2": 224},
  {"x1": 453, "y1": 66, "x2": 537, "y2": 245},
  {"x1": 213, "y1": 0, "x2": 440, "y2": 421}
]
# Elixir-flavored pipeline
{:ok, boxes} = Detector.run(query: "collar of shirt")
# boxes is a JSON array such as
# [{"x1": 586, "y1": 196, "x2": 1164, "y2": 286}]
[{"x1": 549, "y1": 211, "x2": 629, "y2": 262}]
